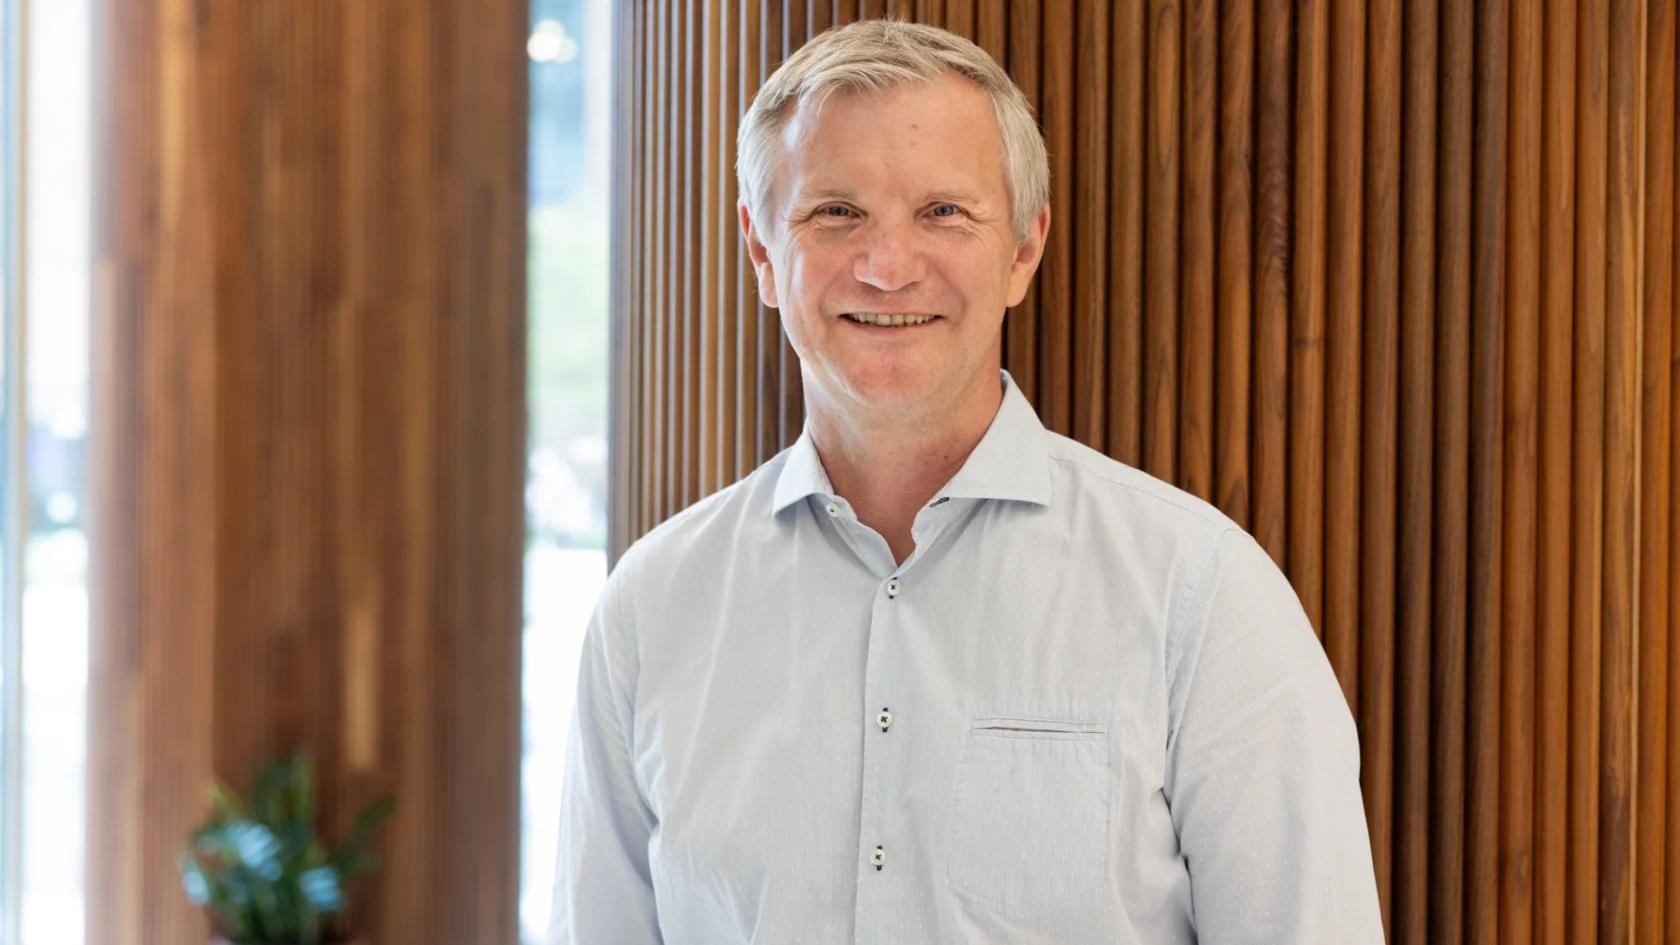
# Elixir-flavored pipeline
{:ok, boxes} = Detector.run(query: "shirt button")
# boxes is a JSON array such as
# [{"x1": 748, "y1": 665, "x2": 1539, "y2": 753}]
[
  {"x1": 870, "y1": 846, "x2": 886, "y2": 870},
  {"x1": 876, "y1": 708, "x2": 892, "y2": 731},
  {"x1": 826, "y1": 502, "x2": 840, "y2": 516},
  {"x1": 886, "y1": 578, "x2": 901, "y2": 598}
]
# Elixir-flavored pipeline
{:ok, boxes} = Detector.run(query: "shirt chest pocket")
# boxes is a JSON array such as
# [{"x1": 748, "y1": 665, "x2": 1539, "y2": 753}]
[{"x1": 944, "y1": 718, "x2": 1112, "y2": 916}]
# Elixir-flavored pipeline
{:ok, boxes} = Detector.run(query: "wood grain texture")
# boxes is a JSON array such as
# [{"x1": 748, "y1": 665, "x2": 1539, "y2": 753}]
[
  {"x1": 1039, "y1": 0, "x2": 1074, "y2": 437},
  {"x1": 1179, "y1": 0, "x2": 1216, "y2": 500},
  {"x1": 1324, "y1": 0, "x2": 1363, "y2": 707},
  {"x1": 1362, "y1": 0, "x2": 1400, "y2": 931},
  {"x1": 1434, "y1": 0, "x2": 1474, "y2": 937},
  {"x1": 1535, "y1": 1, "x2": 1577, "y2": 941},
  {"x1": 90, "y1": 0, "x2": 529, "y2": 941},
  {"x1": 1253, "y1": 0, "x2": 1290, "y2": 569},
  {"x1": 1288, "y1": 0, "x2": 1326, "y2": 637},
  {"x1": 1467, "y1": 0, "x2": 1507, "y2": 940},
  {"x1": 1636, "y1": 6, "x2": 1675, "y2": 944},
  {"x1": 1073, "y1": 0, "x2": 1111, "y2": 449},
  {"x1": 1394, "y1": 3, "x2": 1438, "y2": 939},
  {"x1": 1501, "y1": 0, "x2": 1541, "y2": 939},
  {"x1": 1109, "y1": 0, "x2": 1146, "y2": 468},
  {"x1": 1572, "y1": 1, "x2": 1609, "y2": 939},
  {"x1": 1143, "y1": 0, "x2": 1181, "y2": 483},
  {"x1": 1214, "y1": 0, "x2": 1253, "y2": 530}
]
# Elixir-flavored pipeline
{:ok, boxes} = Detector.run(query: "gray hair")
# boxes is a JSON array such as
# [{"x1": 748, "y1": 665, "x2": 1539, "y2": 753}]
[{"x1": 736, "y1": 19, "x2": 1050, "y2": 246}]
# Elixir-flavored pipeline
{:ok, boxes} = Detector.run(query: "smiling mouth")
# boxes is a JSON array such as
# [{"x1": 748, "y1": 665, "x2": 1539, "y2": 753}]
[{"x1": 842, "y1": 313, "x2": 940, "y2": 327}]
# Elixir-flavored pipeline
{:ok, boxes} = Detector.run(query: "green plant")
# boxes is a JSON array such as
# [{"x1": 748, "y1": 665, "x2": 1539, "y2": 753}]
[{"x1": 178, "y1": 753, "x2": 395, "y2": 944}]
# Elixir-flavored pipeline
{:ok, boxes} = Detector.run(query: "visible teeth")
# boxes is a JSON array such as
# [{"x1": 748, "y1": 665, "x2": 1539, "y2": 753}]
[{"x1": 846, "y1": 313, "x2": 935, "y2": 327}]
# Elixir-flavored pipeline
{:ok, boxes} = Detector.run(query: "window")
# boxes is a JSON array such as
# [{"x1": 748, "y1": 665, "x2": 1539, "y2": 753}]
[
  {"x1": 521, "y1": 0, "x2": 612, "y2": 941},
  {"x1": 2, "y1": 0, "x2": 93, "y2": 941}
]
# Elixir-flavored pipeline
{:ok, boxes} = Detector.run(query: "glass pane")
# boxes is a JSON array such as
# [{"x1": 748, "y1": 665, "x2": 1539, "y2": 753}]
[
  {"x1": 22, "y1": 0, "x2": 91, "y2": 940},
  {"x1": 521, "y1": 0, "x2": 612, "y2": 941},
  {"x1": 0, "y1": 0, "x2": 14, "y2": 934}
]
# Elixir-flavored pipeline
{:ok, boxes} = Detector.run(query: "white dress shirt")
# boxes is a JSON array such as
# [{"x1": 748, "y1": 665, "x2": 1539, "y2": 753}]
[{"x1": 550, "y1": 372, "x2": 1385, "y2": 944}]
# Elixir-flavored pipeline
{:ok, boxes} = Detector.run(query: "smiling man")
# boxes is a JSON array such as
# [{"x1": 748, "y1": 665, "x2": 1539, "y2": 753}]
[{"x1": 551, "y1": 19, "x2": 1384, "y2": 945}]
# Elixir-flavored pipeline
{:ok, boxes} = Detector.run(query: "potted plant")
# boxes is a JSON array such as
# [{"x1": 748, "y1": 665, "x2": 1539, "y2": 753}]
[{"x1": 178, "y1": 753, "x2": 395, "y2": 945}]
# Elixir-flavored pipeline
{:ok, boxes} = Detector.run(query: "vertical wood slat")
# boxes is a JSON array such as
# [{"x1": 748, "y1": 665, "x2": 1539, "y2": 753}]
[
  {"x1": 1006, "y1": 0, "x2": 1040, "y2": 404},
  {"x1": 1142, "y1": 0, "x2": 1180, "y2": 484},
  {"x1": 1435, "y1": 0, "x2": 1474, "y2": 939},
  {"x1": 1289, "y1": 0, "x2": 1326, "y2": 637},
  {"x1": 1572, "y1": 1, "x2": 1610, "y2": 939},
  {"x1": 1467, "y1": 0, "x2": 1508, "y2": 941},
  {"x1": 1180, "y1": 0, "x2": 1216, "y2": 500},
  {"x1": 1252, "y1": 0, "x2": 1290, "y2": 569},
  {"x1": 613, "y1": 7, "x2": 1680, "y2": 936},
  {"x1": 1109, "y1": 0, "x2": 1146, "y2": 469},
  {"x1": 1536, "y1": 1, "x2": 1578, "y2": 941},
  {"x1": 1362, "y1": 0, "x2": 1401, "y2": 932},
  {"x1": 1636, "y1": 4, "x2": 1676, "y2": 942},
  {"x1": 1214, "y1": 0, "x2": 1253, "y2": 529},
  {"x1": 1599, "y1": 0, "x2": 1641, "y2": 939},
  {"x1": 1502, "y1": 0, "x2": 1542, "y2": 940},
  {"x1": 1039, "y1": 0, "x2": 1073, "y2": 437},
  {"x1": 1325, "y1": 0, "x2": 1363, "y2": 707},
  {"x1": 1394, "y1": 2, "x2": 1438, "y2": 939},
  {"x1": 1072, "y1": 0, "x2": 1110, "y2": 449}
]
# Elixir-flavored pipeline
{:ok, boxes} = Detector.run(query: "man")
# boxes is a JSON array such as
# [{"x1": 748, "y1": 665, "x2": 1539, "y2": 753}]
[{"x1": 552, "y1": 18, "x2": 1383, "y2": 944}]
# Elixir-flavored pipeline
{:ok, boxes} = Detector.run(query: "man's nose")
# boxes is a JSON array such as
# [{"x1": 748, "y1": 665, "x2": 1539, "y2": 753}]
[{"x1": 852, "y1": 223, "x2": 926, "y2": 292}]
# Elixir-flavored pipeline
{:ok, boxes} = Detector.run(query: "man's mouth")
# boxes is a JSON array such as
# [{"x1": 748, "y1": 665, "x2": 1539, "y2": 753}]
[{"x1": 842, "y1": 313, "x2": 940, "y2": 327}]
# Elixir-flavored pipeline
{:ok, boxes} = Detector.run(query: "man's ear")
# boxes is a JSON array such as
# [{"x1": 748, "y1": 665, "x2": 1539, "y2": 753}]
[
  {"x1": 1005, "y1": 202, "x2": 1051, "y2": 308},
  {"x1": 739, "y1": 202, "x2": 780, "y2": 308}
]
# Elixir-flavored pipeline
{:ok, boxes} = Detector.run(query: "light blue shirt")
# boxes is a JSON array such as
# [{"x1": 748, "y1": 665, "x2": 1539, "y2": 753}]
[{"x1": 551, "y1": 373, "x2": 1385, "y2": 944}]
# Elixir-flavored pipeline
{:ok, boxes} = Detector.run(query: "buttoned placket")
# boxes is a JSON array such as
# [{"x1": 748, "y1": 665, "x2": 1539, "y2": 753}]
[{"x1": 844, "y1": 494, "x2": 964, "y2": 945}]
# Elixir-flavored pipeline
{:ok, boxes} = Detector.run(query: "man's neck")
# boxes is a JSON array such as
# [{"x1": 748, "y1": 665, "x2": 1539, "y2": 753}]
[{"x1": 805, "y1": 374, "x2": 1003, "y2": 565}]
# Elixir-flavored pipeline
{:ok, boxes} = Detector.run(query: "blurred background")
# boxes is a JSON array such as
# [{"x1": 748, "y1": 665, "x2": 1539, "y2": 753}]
[{"x1": 2, "y1": 0, "x2": 612, "y2": 942}]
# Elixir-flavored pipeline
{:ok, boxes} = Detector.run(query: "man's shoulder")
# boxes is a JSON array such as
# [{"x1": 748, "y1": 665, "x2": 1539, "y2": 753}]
[
  {"x1": 1040, "y1": 430, "x2": 1238, "y2": 540},
  {"x1": 611, "y1": 448, "x2": 792, "y2": 585}
]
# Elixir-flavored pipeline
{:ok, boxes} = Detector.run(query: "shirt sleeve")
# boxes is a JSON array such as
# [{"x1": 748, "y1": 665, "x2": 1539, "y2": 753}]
[
  {"x1": 1162, "y1": 528, "x2": 1386, "y2": 943},
  {"x1": 547, "y1": 566, "x2": 663, "y2": 945}
]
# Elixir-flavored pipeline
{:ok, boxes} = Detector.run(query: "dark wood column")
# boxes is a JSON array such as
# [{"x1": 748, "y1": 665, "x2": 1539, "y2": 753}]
[{"x1": 87, "y1": 1, "x2": 528, "y2": 943}]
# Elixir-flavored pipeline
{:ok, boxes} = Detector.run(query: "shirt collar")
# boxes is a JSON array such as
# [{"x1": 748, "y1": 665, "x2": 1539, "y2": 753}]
[{"x1": 771, "y1": 370, "x2": 1053, "y2": 515}]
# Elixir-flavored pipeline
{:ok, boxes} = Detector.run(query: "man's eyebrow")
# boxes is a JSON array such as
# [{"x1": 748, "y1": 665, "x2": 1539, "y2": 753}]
[
  {"x1": 791, "y1": 188, "x2": 855, "y2": 205},
  {"x1": 923, "y1": 190, "x2": 983, "y2": 204}
]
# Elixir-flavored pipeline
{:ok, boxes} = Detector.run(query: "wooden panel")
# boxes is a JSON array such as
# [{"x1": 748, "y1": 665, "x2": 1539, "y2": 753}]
[
  {"x1": 1214, "y1": 0, "x2": 1253, "y2": 528},
  {"x1": 89, "y1": 0, "x2": 529, "y2": 941},
  {"x1": 1180, "y1": 0, "x2": 1216, "y2": 499},
  {"x1": 1466, "y1": 0, "x2": 1507, "y2": 940},
  {"x1": 1324, "y1": 0, "x2": 1363, "y2": 707},
  {"x1": 1394, "y1": 3, "x2": 1438, "y2": 938},
  {"x1": 1434, "y1": 0, "x2": 1473, "y2": 937},
  {"x1": 1572, "y1": 1, "x2": 1609, "y2": 939},
  {"x1": 1289, "y1": 0, "x2": 1326, "y2": 638},
  {"x1": 1143, "y1": 0, "x2": 1180, "y2": 482},
  {"x1": 1502, "y1": 0, "x2": 1542, "y2": 940},
  {"x1": 1253, "y1": 0, "x2": 1290, "y2": 568},
  {"x1": 611, "y1": 3, "x2": 1680, "y2": 934},
  {"x1": 1363, "y1": 0, "x2": 1400, "y2": 932},
  {"x1": 1535, "y1": 1, "x2": 1578, "y2": 941},
  {"x1": 1637, "y1": 4, "x2": 1676, "y2": 943},
  {"x1": 1039, "y1": 0, "x2": 1073, "y2": 436},
  {"x1": 1072, "y1": 0, "x2": 1110, "y2": 449},
  {"x1": 1109, "y1": 0, "x2": 1146, "y2": 468}
]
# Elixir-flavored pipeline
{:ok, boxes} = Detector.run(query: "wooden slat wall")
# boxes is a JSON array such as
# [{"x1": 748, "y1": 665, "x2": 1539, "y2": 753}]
[
  {"x1": 87, "y1": 1, "x2": 528, "y2": 943},
  {"x1": 613, "y1": 1, "x2": 1680, "y2": 941}
]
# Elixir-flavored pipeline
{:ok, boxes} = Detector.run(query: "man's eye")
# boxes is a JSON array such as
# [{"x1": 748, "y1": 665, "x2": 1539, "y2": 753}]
[
  {"x1": 930, "y1": 204, "x2": 960, "y2": 218},
  {"x1": 820, "y1": 205, "x2": 853, "y2": 218}
]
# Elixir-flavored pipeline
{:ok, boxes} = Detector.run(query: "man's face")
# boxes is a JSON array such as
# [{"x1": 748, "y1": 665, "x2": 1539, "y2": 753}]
[{"x1": 741, "y1": 73, "x2": 1048, "y2": 415}]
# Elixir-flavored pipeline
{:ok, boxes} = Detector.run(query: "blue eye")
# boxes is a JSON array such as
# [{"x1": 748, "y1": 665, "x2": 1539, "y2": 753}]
[
  {"x1": 931, "y1": 204, "x2": 960, "y2": 218},
  {"x1": 821, "y1": 205, "x2": 853, "y2": 217}
]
